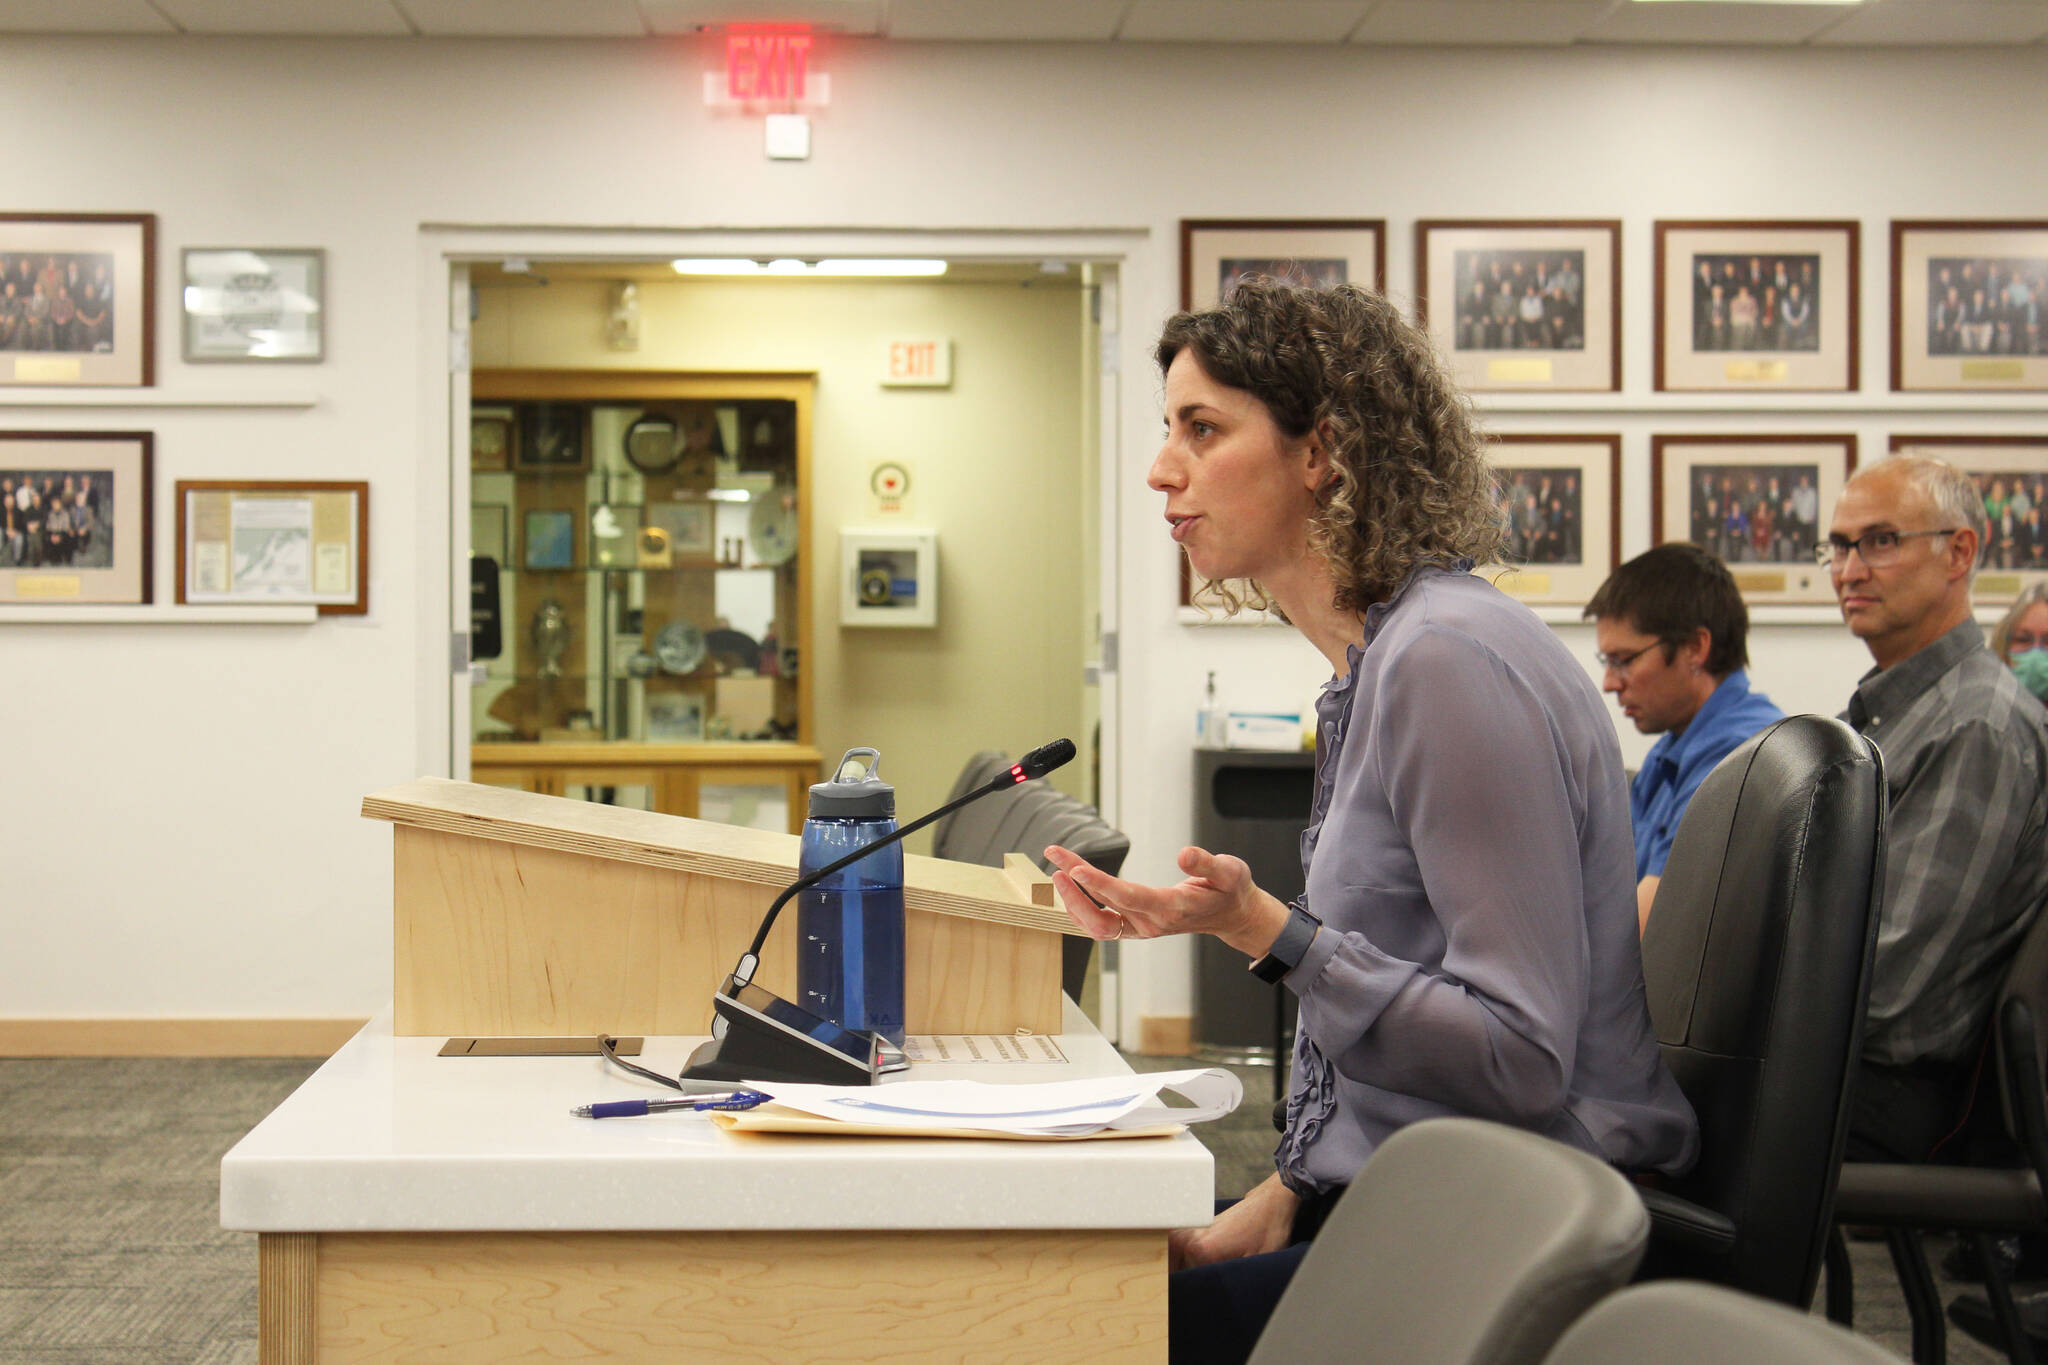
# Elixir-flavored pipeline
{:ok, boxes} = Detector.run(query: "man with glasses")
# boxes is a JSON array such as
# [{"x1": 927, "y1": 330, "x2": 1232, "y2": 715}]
[
  {"x1": 1826, "y1": 455, "x2": 2048, "y2": 1163},
  {"x1": 1585, "y1": 543, "x2": 1783, "y2": 932}
]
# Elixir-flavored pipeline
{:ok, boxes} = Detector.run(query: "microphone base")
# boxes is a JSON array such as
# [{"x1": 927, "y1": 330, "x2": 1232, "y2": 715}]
[{"x1": 679, "y1": 977, "x2": 882, "y2": 1087}]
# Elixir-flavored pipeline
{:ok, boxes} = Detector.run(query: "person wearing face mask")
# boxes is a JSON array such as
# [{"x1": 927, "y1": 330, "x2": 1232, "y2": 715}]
[
  {"x1": 1993, "y1": 583, "x2": 2048, "y2": 705},
  {"x1": 1043, "y1": 279, "x2": 1697, "y2": 1364}
]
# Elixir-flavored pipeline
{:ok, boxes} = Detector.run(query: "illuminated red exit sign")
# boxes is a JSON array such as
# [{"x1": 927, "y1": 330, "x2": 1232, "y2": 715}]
[{"x1": 727, "y1": 29, "x2": 813, "y2": 102}]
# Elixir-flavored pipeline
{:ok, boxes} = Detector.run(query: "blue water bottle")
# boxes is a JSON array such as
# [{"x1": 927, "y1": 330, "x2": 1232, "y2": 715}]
[{"x1": 797, "y1": 747, "x2": 906, "y2": 1045}]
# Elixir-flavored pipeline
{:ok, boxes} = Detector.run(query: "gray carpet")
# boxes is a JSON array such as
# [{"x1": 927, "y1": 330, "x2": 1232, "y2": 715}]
[{"x1": 0, "y1": 1053, "x2": 2009, "y2": 1364}]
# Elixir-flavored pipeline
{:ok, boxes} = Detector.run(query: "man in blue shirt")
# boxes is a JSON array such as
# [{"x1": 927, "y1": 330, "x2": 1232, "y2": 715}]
[{"x1": 1584, "y1": 544, "x2": 1785, "y2": 931}]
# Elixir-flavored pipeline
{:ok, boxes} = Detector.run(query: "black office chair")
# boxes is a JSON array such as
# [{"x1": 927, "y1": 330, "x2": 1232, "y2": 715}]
[
  {"x1": 1636, "y1": 714, "x2": 1887, "y2": 1307},
  {"x1": 1543, "y1": 1282, "x2": 1908, "y2": 1365},
  {"x1": 1824, "y1": 899, "x2": 2048, "y2": 1365},
  {"x1": 1247, "y1": 1117, "x2": 1651, "y2": 1365},
  {"x1": 930, "y1": 750, "x2": 1129, "y2": 1003}
]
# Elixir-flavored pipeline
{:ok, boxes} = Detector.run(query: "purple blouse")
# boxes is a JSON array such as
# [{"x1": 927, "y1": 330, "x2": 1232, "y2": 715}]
[{"x1": 1275, "y1": 566, "x2": 1698, "y2": 1192}]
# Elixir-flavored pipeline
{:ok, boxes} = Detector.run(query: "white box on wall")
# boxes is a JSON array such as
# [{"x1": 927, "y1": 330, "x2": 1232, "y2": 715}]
[{"x1": 841, "y1": 529, "x2": 938, "y2": 627}]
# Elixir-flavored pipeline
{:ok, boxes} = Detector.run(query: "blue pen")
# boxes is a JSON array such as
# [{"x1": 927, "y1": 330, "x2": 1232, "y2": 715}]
[{"x1": 570, "y1": 1090, "x2": 769, "y2": 1119}]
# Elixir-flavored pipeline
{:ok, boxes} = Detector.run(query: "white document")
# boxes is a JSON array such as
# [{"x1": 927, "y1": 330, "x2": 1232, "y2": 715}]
[{"x1": 747, "y1": 1068, "x2": 1242, "y2": 1138}]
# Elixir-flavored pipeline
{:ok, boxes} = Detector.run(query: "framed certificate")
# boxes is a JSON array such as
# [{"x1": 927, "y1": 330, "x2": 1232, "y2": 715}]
[
  {"x1": 181, "y1": 247, "x2": 324, "y2": 362},
  {"x1": 175, "y1": 479, "x2": 367, "y2": 614}
]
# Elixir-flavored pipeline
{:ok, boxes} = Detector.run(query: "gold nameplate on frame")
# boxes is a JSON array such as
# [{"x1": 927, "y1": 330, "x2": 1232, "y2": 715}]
[
  {"x1": 1979, "y1": 575, "x2": 2025, "y2": 597},
  {"x1": 1495, "y1": 571, "x2": 1552, "y2": 597},
  {"x1": 1723, "y1": 360, "x2": 1790, "y2": 383},
  {"x1": 1487, "y1": 358, "x2": 1554, "y2": 383},
  {"x1": 14, "y1": 356, "x2": 81, "y2": 383},
  {"x1": 1962, "y1": 360, "x2": 2026, "y2": 383},
  {"x1": 13, "y1": 575, "x2": 82, "y2": 599},
  {"x1": 1732, "y1": 571, "x2": 1788, "y2": 593}
]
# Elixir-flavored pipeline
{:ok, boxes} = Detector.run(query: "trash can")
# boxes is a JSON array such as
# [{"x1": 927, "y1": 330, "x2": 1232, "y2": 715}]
[{"x1": 1192, "y1": 748, "x2": 1314, "y2": 1066}]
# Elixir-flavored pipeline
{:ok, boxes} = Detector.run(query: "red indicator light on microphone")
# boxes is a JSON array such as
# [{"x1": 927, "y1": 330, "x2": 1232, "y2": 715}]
[{"x1": 1010, "y1": 764, "x2": 1026, "y2": 783}]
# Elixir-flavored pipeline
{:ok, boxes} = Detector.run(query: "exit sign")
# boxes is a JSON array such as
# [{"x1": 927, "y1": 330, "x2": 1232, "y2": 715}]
[
  {"x1": 727, "y1": 30, "x2": 812, "y2": 101},
  {"x1": 881, "y1": 338, "x2": 952, "y2": 388}
]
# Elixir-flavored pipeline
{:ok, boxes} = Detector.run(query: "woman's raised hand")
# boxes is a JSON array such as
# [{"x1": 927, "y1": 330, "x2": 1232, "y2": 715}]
[{"x1": 1042, "y1": 843, "x2": 1292, "y2": 958}]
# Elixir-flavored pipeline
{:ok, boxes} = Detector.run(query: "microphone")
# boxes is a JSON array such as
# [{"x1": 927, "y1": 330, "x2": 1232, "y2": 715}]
[{"x1": 680, "y1": 739, "x2": 1076, "y2": 1086}]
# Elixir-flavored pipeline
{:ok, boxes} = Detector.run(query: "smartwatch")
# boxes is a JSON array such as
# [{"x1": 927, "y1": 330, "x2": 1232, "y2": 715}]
[{"x1": 1248, "y1": 903, "x2": 1322, "y2": 984}]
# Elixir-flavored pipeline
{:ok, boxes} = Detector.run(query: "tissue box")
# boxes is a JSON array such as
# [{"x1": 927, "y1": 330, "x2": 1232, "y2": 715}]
[{"x1": 1225, "y1": 711, "x2": 1302, "y2": 751}]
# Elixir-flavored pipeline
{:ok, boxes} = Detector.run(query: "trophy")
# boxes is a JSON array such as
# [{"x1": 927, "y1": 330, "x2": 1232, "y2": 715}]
[{"x1": 530, "y1": 599, "x2": 570, "y2": 679}]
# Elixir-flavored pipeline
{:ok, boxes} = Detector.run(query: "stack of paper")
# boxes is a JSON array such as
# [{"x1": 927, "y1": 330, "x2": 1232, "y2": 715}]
[{"x1": 710, "y1": 1069, "x2": 1241, "y2": 1141}]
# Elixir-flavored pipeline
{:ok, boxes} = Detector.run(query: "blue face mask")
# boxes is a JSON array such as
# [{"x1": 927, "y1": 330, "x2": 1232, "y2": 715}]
[{"x1": 2012, "y1": 648, "x2": 2048, "y2": 702}]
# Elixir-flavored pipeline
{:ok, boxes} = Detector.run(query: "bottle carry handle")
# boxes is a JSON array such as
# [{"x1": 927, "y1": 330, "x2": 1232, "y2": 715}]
[{"x1": 831, "y1": 747, "x2": 882, "y2": 783}]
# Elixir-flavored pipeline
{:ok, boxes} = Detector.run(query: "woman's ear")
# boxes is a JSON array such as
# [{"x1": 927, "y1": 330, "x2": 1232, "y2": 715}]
[{"x1": 1301, "y1": 422, "x2": 1337, "y2": 492}]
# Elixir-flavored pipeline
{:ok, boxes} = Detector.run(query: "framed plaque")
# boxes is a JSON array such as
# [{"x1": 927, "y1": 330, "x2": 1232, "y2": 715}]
[
  {"x1": 1889, "y1": 435, "x2": 2048, "y2": 601},
  {"x1": 175, "y1": 479, "x2": 368, "y2": 614},
  {"x1": 1892, "y1": 221, "x2": 2048, "y2": 392},
  {"x1": 0, "y1": 213, "x2": 155, "y2": 387},
  {"x1": 1479, "y1": 434, "x2": 1621, "y2": 606},
  {"x1": 1654, "y1": 220, "x2": 1859, "y2": 393},
  {"x1": 1652, "y1": 435, "x2": 1857, "y2": 605},
  {"x1": 0, "y1": 430, "x2": 153, "y2": 605},
  {"x1": 180, "y1": 247, "x2": 324, "y2": 362},
  {"x1": 1416, "y1": 220, "x2": 1621, "y2": 392}
]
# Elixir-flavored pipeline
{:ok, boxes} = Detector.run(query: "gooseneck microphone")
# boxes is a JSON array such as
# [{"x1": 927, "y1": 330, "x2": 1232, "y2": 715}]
[
  {"x1": 679, "y1": 739, "x2": 1076, "y2": 1085},
  {"x1": 730, "y1": 737, "x2": 1077, "y2": 987}
]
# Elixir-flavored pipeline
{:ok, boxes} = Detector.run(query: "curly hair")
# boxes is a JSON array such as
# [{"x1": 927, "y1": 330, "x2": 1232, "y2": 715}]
[{"x1": 1156, "y1": 277, "x2": 1503, "y2": 616}]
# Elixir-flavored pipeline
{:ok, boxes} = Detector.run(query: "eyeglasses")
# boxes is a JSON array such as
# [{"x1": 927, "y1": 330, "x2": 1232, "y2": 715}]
[
  {"x1": 1816, "y1": 528, "x2": 1959, "y2": 568},
  {"x1": 1595, "y1": 642, "x2": 1661, "y2": 675}
]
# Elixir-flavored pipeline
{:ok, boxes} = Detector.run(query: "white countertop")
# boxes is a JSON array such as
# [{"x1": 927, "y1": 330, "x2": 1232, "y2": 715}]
[{"x1": 220, "y1": 999, "x2": 1216, "y2": 1234}]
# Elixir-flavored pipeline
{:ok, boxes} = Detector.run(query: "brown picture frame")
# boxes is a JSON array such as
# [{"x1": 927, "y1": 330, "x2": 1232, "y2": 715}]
[
  {"x1": 1177, "y1": 219, "x2": 1387, "y2": 607},
  {"x1": 1888, "y1": 434, "x2": 2048, "y2": 602},
  {"x1": 1891, "y1": 220, "x2": 2048, "y2": 393},
  {"x1": 1481, "y1": 434, "x2": 1622, "y2": 607},
  {"x1": 1416, "y1": 220, "x2": 1621, "y2": 393},
  {"x1": 0, "y1": 430, "x2": 153, "y2": 605},
  {"x1": 175, "y1": 479, "x2": 369, "y2": 615},
  {"x1": 1654, "y1": 220, "x2": 1859, "y2": 393},
  {"x1": 1651, "y1": 434, "x2": 1857, "y2": 605},
  {"x1": 0, "y1": 213, "x2": 156, "y2": 388}
]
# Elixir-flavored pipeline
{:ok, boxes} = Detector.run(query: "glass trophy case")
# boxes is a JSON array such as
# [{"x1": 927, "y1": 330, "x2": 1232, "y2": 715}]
[{"x1": 467, "y1": 371, "x2": 818, "y2": 832}]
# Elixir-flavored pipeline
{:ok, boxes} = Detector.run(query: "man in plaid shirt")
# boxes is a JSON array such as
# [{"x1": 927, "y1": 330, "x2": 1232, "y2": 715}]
[{"x1": 1828, "y1": 454, "x2": 2048, "y2": 1161}]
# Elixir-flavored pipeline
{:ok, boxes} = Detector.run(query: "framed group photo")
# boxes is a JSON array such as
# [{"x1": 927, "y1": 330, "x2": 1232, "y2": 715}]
[
  {"x1": 0, "y1": 430, "x2": 152, "y2": 605},
  {"x1": 176, "y1": 479, "x2": 368, "y2": 615},
  {"x1": 1654, "y1": 220, "x2": 1859, "y2": 393},
  {"x1": 1416, "y1": 220, "x2": 1621, "y2": 393},
  {"x1": 1179, "y1": 218, "x2": 1387, "y2": 312},
  {"x1": 1652, "y1": 434, "x2": 1857, "y2": 605},
  {"x1": 1479, "y1": 434, "x2": 1621, "y2": 606},
  {"x1": 181, "y1": 247, "x2": 324, "y2": 363},
  {"x1": 1888, "y1": 436, "x2": 2048, "y2": 601},
  {"x1": 1892, "y1": 221, "x2": 2048, "y2": 392},
  {"x1": 1176, "y1": 219, "x2": 1386, "y2": 607},
  {"x1": 0, "y1": 213, "x2": 155, "y2": 387}
]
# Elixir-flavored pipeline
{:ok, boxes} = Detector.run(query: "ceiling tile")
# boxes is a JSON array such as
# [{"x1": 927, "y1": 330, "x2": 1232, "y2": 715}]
[
  {"x1": 1352, "y1": 1, "x2": 1610, "y2": 45},
  {"x1": 155, "y1": 0, "x2": 413, "y2": 35},
  {"x1": 638, "y1": 0, "x2": 881, "y2": 37},
  {"x1": 1118, "y1": 0, "x2": 1373, "y2": 44},
  {"x1": 394, "y1": 0, "x2": 646, "y2": 37},
  {"x1": 885, "y1": 0, "x2": 1128, "y2": 41},
  {"x1": 0, "y1": 0, "x2": 174, "y2": 32},
  {"x1": 1583, "y1": 1, "x2": 1853, "y2": 45},
  {"x1": 1812, "y1": 0, "x2": 2048, "y2": 44}
]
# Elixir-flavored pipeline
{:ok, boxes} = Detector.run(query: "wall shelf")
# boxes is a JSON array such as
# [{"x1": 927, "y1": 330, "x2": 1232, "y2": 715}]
[
  {"x1": 0, "y1": 604, "x2": 318, "y2": 625},
  {"x1": 0, "y1": 389, "x2": 317, "y2": 410},
  {"x1": 1475, "y1": 393, "x2": 2048, "y2": 417}
]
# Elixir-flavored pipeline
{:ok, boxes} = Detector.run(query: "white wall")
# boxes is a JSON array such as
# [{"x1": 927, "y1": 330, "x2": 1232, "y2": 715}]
[{"x1": 1, "y1": 35, "x2": 2043, "y2": 1032}]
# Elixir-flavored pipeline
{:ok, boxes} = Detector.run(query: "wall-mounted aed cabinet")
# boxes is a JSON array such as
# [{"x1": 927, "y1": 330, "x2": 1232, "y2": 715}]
[{"x1": 840, "y1": 528, "x2": 937, "y2": 627}]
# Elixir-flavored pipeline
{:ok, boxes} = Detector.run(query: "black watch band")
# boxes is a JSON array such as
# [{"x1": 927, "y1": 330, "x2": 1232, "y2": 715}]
[{"x1": 1248, "y1": 903, "x2": 1321, "y2": 984}]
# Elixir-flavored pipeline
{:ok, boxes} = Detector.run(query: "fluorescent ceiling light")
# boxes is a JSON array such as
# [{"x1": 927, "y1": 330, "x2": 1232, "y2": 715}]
[
  {"x1": 670, "y1": 258, "x2": 948, "y2": 277},
  {"x1": 1629, "y1": 0, "x2": 1864, "y2": 5}
]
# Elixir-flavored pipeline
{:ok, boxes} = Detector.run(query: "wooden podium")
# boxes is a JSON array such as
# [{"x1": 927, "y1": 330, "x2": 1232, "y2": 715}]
[{"x1": 360, "y1": 777, "x2": 1082, "y2": 1038}]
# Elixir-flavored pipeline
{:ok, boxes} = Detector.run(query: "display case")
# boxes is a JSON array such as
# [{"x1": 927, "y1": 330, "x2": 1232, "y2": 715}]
[{"x1": 468, "y1": 371, "x2": 817, "y2": 832}]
